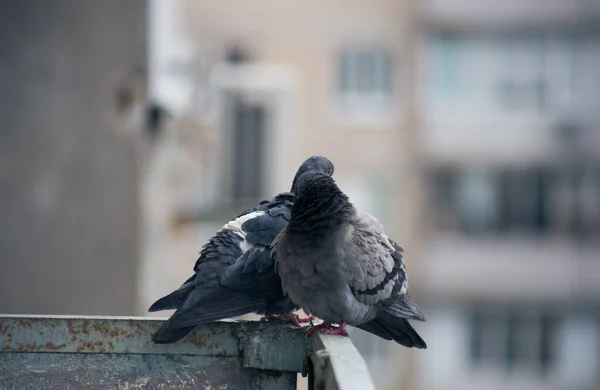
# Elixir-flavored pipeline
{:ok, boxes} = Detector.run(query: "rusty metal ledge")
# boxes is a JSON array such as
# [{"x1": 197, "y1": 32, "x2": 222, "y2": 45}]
[
  {"x1": 0, "y1": 315, "x2": 304, "y2": 360},
  {"x1": 0, "y1": 315, "x2": 378, "y2": 389}
]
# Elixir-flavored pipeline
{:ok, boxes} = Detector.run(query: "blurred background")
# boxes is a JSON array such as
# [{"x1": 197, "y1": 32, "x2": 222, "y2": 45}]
[{"x1": 1, "y1": 0, "x2": 599, "y2": 389}]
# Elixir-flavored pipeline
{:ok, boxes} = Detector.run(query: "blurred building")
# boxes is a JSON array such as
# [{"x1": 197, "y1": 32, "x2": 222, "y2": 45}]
[
  {"x1": 0, "y1": 0, "x2": 147, "y2": 316},
  {"x1": 140, "y1": 0, "x2": 422, "y2": 388},
  {"x1": 417, "y1": 1, "x2": 600, "y2": 390},
  {"x1": 4, "y1": 1, "x2": 600, "y2": 389}
]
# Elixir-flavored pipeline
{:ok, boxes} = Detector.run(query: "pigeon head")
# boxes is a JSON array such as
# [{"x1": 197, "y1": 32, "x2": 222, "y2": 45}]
[
  {"x1": 293, "y1": 171, "x2": 341, "y2": 198},
  {"x1": 290, "y1": 156, "x2": 334, "y2": 193}
]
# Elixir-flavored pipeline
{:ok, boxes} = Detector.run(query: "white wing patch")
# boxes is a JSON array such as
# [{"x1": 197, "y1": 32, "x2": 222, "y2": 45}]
[{"x1": 219, "y1": 210, "x2": 265, "y2": 253}]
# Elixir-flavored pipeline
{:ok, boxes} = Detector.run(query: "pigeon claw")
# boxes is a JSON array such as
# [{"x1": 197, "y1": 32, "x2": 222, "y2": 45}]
[
  {"x1": 281, "y1": 313, "x2": 303, "y2": 328},
  {"x1": 306, "y1": 321, "x2": 349, "y2": 337},
  {"x1": 260, "y1": 313, "x2": 308, "y2": 328}
]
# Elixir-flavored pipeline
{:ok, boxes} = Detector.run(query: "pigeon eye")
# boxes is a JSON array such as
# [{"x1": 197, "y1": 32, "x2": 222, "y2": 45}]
[{"x1": 326, "y1": 168, "x2": 333, "y2": 175}]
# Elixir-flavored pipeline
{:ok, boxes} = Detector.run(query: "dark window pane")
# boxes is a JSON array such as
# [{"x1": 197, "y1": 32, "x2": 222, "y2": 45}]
[
  {"x1": 469, "y1": 310, "x2": 483, "y2": 366},
  {"x1": 539, "y1": 313, "x2": 557, "y2": 373},
  {"x1": 457, "y1": 170, "x2": 498, "y2": 234},
  {"x1": 232, "y1": 99, "x2": 265, "y2": 204},
  {"x1": 339, "y1": 52, "x2": 352, "y2": 93},
  {"x1": 380, "y1": 52, "x2": 393, "y2": 93},
  {"x1": 534, "y1": 169, "x2": 550, "y2": 233},
  {"x1": 356, "y1": 52, "x2": 374, "y2": 92},
  {"x1": 431, "y1": 169, "x2": 459, "y2": 230},
  {"x1": 498, "y1": 170, "x2": 541, "y2": 233},
  {"x1": 506, "y1": 309, "x2": 518, "y2": 370}
]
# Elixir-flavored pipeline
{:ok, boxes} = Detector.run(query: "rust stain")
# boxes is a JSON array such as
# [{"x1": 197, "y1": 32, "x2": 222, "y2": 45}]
[
  {"x1": 0, "y1": 323, "x2": 12, "y2": 334},
  {"x1": 75, "y1": 341, "x2": 97, "y2": 352},
  {"x1": 15, "y1": 342, "x2": 38, "y2": 351},
  {"x1": 67, "y1": 321, "x2": 78, "y2": 336},
  {"x1": 21, "y1": 320, "x2": 33, "y2": 329},
  {"x1": 44, "y1": 342, "x2": 67, "y2": 350},
  {"x1": 91, "y1": 323, "x2": 109, "y2": 337},
  {"x1": 190, "y1": 333, "x2": 206, "y2": 348},
  {"x1": 81, "y1": 323, "x2": 90, "y2": 336}
]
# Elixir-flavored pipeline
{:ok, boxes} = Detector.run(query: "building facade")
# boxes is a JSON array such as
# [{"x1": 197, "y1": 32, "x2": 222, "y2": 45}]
[{"x1": 417, "y1": 1, "x2": 600, "y2": 389}]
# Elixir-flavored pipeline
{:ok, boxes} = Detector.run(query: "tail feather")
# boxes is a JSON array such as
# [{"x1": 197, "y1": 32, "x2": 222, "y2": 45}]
[
  {"x1": 148, "y1": 289, "x2": 191, "y2": 312},
  {"x1": 381, "y1": 294, "x2": 426, "y2": 322},
  {"x1": 167, "y1": 288, "x2": 266, "y2": 329},
  {"x1": 148, "y1": 278, "x2": 195, "y2": 312},
  {"x1": 151, "y1": 323, "x2": 196, "y2": 344},
  {"x1": 151, "y1": 289, "x2": 266, "y2": 343},
  {"x1": 357, "y1": 312, "x2": 427, "y2": 349}
]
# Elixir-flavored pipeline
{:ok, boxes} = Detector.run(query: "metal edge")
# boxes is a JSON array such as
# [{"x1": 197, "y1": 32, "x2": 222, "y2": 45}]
[{"x1": 308, "y1": 333, "x2": 376, "y2": 390}]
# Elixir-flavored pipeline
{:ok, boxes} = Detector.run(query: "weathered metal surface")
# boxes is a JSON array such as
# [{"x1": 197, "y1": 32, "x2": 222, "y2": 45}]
[
  {"x1": 242, "y1": 320, "x2": 307, "y2": 372},
  {"x1": 308, "y1": 333, "x2": 377, "y2": 390},
  {"x1": 0, "y1": 315, "x2": 378, "y2": 390},
  {"x1": 0, "y1": 315, "x2": 240, "y2": 356},
  {"x1": 258, "y1": 371, "x2": 298, "y2": 390},
  {"x1": 0, "y1": 353, "x2": 257, "y2": 390}
]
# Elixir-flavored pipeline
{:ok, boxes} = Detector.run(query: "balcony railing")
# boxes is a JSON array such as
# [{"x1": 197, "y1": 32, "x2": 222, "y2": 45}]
[{"x1": 0, "y1": 315, "x2": 376, "y2": 390}]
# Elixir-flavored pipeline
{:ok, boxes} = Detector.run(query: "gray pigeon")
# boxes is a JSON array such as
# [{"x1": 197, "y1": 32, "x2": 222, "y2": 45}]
[
  {"x1": 273, "y1": 171, "x2": 427, "y2": 348},
  {"x1": 149, "y1": 156, "x2": 335, "y2": 343}
]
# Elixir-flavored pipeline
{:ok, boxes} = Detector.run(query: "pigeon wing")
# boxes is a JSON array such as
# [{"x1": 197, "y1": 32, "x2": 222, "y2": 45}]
[{"x1": 342, "y1": 213, "x2": 424, "y2": 321}]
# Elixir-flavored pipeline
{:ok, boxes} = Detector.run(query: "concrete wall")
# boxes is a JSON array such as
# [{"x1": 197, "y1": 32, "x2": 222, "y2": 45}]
[{"x1": 0, "y1": 0, "x2": 147, "y2": 315}]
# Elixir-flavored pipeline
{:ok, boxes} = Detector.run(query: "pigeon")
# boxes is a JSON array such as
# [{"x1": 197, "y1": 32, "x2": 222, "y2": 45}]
[
  {"x1": 149, "y1": 156, "x2": 335, "y2": 343},
  {"x1": 273, "y1": 171, "x2": 427, "y2": 349}
]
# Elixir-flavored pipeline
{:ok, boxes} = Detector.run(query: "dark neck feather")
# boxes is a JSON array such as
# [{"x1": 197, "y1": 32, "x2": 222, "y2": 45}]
[{"x1": 288, "y1": 177, "x2": 355, "y2": 234}]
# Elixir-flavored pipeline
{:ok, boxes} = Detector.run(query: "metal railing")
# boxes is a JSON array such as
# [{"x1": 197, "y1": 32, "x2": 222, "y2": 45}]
[{"x1": 0, "y1": 315, "x2": 376, "y2": 390}]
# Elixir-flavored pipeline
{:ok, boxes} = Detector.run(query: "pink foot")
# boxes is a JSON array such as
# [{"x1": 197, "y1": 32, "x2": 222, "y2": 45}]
[
  {"x1": 306, "y1": 321, "x2": 349, "y2": 337},
  {"x1": 281, "y1": 313, "x2": 303, "y2": 328},
  {"x1": 260, "y1": 313, "x2": 310, "y2": 328}
]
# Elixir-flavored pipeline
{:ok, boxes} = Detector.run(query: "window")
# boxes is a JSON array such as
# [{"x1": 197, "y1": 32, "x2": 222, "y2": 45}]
[
  {"x1": 336, "y1": 49, "x2": 395, "y2": 117},
  {"x1": 549, "y1": 168, "x2": 600, "y2": 239},
  {"x1": 456, "y1": 169, "x2": 499, "y2": 233},
  {"x1": 497, "y1": 36, "x2": 547, "y2": 112},
  {"x1": 428, "y1": 33, "x2": 600, "y2": 114},
  {"x1": 497, "y1": 169, "x2": 549, "y2": 234},
  {"x1": 229, "y1": 95, "x2": 267, "y2": 206},
  {"x1": 429, "y1": 166, "x2": 600, "y2": 238},
  {"x1": 433, "y1": 35, "x2": 461, "y2": 98},
  {"x1": 469, "y1": 307, "x2": 558, "y2": 374}
]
